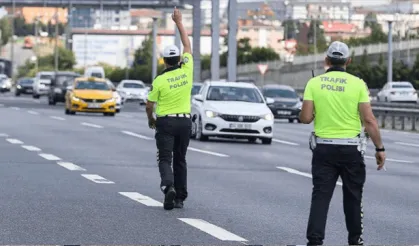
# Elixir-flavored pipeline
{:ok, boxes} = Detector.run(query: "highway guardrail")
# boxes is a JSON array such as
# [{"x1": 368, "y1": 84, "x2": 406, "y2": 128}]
[{"x1": 372, "y1": 107, "x2": 419, "y2": 131}]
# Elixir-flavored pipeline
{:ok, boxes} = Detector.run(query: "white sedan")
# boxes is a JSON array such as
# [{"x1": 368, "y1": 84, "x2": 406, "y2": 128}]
[
  {"x1": 116, "y1": 80, "x2": 149, "y2": 104},
  {"x1": 377, "y1": 81, "x2": 418, "y2": 103},
  {"x1": 191, "y1": 81, "x2": 274, "y2": 144}
]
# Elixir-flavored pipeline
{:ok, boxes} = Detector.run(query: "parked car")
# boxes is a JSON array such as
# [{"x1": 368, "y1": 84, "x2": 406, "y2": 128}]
[{"x1": 15, "y1": 77, "x2": 34, "y2": 96}]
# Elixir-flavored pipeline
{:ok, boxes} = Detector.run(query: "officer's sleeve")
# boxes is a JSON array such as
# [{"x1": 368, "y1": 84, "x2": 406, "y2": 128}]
[
  {"x1": 147, "y1": 78, "x2": 160, "y2": 102},
  {"x1": 358, "y1": 80, "x2": 370, "y2": 103},
  {"x1": 180, "y1": 52, "x2": 194, "y2": 71},
  {"x1": 303, "y1": 80, "x2": 314, "y2": 101}
]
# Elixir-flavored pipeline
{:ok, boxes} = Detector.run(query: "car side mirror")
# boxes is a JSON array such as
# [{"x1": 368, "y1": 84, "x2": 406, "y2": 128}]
[
  {"x1": 193, "y1": 94, "x2": 203, "y2": 102},
  {"x1": 265, "y1": 97, "x2": 274, "y2": 104}
]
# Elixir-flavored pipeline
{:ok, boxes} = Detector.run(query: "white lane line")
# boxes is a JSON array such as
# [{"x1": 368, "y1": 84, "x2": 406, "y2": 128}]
[
  {"x1": 178, "y1": 218, "x2": 248, "y2": 242},
  {"x1": 38, "y1": 153, "x2": 61, "y2": 161},
  {"x1": 10, "y1": 107, "x2": 20, "y2": 110},
  {"x1": 50, "y1": 116, "x2": 65, "y2": 121},
  {"x1": 395, "y1": 141, "x2": 419, "y2": 148},
  {"x1": 81, "y1": 122, "x2": 104, "y2": 128},
  {"x1": 21, "y1": 145, "x2": 41, "y2": 151},
  {"x1": 0, "y1": 133, "x2": 9, "y2": 137},
  {"x1": 187, "y1": 147, "x2": 229, "y2": 157},
  {"x1": 6, "y1": 138, "x2": 23, "y2": 144},
  {"x1": 119, "y1": 192, "x2": 163, "y2": 207},
  {"x1": 273, "y1": 139, "x2": 300, "y2": 146},
  {"x1": 57, "y1": 161, "x2": 86, "y2": 171},
  {"x1": 81, "y1": 174, "x2": 114, "y2": 184},
  {"x1": 27, "y1": 110, "x2": 39, "y2": 115},
  {"x1": 364, "y1": 156, "x2": 413, "y2": 163},
  {"x1": 276, "y1": 166, "x2": 343, "y2": 186},
  {"x1": 121, "y1": 130, "x2": 153, "y2": 140}
]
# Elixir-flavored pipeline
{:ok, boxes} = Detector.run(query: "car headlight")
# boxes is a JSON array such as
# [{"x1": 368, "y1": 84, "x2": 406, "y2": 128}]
[
  {"x1": 71, "y1": 96, "x2": 80, "y2": 102},
  {"x1": 205, "y1": 110, "x2": 218, "y2": 118},
  {"x1": 262, "y1": 113, "x2": 274, "y2": 121},
  {"x1": 17, "y1": 85, "x2": 21, "y2": 89}
]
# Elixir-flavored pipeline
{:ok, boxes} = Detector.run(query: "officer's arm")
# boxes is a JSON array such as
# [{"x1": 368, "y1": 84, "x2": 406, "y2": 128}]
[
  {"x1": 176, "y1": 18, "x2": 191, "y2": 54},
  {"x1": 146, "y1": 82, "x2": 159, "y2": 120},
  {"x1": 300, "y1": 100, "x2": 314, "y2": 124},
  {"x1": 299, "y1": 80, "x2": 315, "y2": 124}
]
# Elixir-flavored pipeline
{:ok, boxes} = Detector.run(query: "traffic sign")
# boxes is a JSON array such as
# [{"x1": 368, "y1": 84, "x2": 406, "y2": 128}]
[{"x1": 258, "y1": 64, "x2": 268, "y2": 75}]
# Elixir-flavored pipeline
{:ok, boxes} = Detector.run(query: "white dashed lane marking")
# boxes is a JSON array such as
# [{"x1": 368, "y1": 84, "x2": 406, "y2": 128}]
[
  {"x1": 10, "y1": 107, "x2": 20, "y2": 110},
  {"x1": 187, "y1": 147, "x2": 229, "y2": 157},
  {"x1": 21, "y1": 145, "x2": 41, "y2": 151},
  {"x1": 0, "y1": 133, "x2": 8, "y2": 137},
  {"x1": 121, "y1": 130, "x2": 153, "y2": 140},
  {"x1": 6, "y1": 138, "x2": 23, "y2": 144},
  {"x1": 27, "y1": 110, "x2": 39, "y2": 115},
  {"x1": 273, "y1": 139, "x2": 299, "y2": 146},
  {"x1": 178, "y1": 218, "x2": 248, "y2": 242},
  {"x1": 81, "y1": 122, "x2": 104, "y2": 128},
  {"x1": 119, "y1": 192, "x2": 163, "y2": 207},
  {"x1": 276, "y1": 166, "x2": 343, "y2": 186},
  {"x1": 38, "y1": 153, "x2": 61, "y2": 161},
  {"x1": 81, "y1": 174, "x2": 114, "y2": 184},
  {"x1": 50, "y1": 116, "x2": 65, "y2": 121},
  {"x1": 57, "y1": 162, "x2": 86, "y2": 171}
]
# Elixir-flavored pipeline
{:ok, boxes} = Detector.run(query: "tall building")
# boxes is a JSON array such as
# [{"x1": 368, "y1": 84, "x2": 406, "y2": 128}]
[{"x1": 70, "y1": 7, "x2": 130, "y2": 29}]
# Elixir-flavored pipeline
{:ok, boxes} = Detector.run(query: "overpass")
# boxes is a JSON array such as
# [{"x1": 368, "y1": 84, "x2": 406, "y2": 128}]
[
  {"x1": 201, "y1": 39, "x2": 419, "y2": 88},
  {"x1": 0, "y1": 0, "x2": 184, "y2": 8}
]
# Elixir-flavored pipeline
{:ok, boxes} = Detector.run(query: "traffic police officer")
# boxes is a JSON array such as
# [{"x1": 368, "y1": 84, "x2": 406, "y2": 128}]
[
  {"x1": 146, "y1": 7, "x2": 193, "y2": 211},
  {"x1": 299, "y1": 41, "x2": 386, "y2": 245}
]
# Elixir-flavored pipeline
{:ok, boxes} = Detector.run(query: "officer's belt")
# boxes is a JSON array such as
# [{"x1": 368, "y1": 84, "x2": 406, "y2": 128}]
[
  {"x1": 316, "y1": 137, "x2": 360, "y2": 146},
  {"x1": 158, "y1": 113, "x2": 191, "y2": 118}
]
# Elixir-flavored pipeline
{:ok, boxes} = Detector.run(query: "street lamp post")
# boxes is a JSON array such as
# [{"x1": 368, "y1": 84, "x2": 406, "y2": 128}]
[
  {"x1": 151, "y1": 17, "x2": 158, "y2": 81},
  {"x1": 54, "y1": 9, "x2": 59, "y2": 73},
  {"x1": 387, "y1": 21, "x2": 393, "y2": 83}
]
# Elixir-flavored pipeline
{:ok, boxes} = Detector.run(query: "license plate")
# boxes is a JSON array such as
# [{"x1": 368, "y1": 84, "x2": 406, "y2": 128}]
[
  {"x1": 277, "y1": 110, "x2": 291, "y2": 115},
  {"x1": 26, "y1": 89, "x2": 32, "y2": 92},
  {"x1": 229, "y1": 123, "x2": 251, "y2": 129},
  {"x1": 400, "y1": 92, "x2": 409, "y2": 95},
  {"x1": 88, "y1": 103, "x2": 102, "y2": 108}
]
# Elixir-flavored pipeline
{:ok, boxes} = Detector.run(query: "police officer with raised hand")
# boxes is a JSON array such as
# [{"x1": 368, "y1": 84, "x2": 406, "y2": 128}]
[
  {"x1": 146, "y1": 7, "x2": 193, "y2": 211},
  {"x1": 299, "y1": 41, "x2": 386, "y2": 245}
]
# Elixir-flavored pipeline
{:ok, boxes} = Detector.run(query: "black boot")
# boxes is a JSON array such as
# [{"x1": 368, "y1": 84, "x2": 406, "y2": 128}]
[
  {"x1": 163, "y1": 187, "x2": 176, "y2": 210},
  {"x1": 174, "y1": 199, "x2": 184, "y2": 209}
]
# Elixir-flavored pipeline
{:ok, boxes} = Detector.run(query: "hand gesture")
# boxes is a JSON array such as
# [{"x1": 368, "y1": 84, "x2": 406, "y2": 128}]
[
  {"x1": 375, "y1": 151, "x2": 386, "y2": 170},
  {"x1": 148, "y1": 118, "x2": 156, "y2": 129},
  {"x1": 172, "y1": 7, "x2": 182, "y2": 24}
]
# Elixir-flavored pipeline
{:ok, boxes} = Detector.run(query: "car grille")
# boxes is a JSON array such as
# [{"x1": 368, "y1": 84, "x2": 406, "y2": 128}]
[
  {"x1": 81, "y1": 99, "x2": 106, "y2": 103},
  {"x1": 219, "y1": 114, "x2": 260, "y2": 123}
]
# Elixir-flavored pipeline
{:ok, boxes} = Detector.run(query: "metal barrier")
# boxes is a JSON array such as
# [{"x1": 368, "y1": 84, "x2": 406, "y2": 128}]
[{"x1": 372, "y1": 107, "x2": 419, "y2": 131}]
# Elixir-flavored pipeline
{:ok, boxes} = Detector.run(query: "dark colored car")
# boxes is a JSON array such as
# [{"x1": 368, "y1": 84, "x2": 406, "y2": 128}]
[
  {"x1": 48, "y1": 72, "x2": 81, "y2": 105},
  {"x1": 262, "y1": 84, "x2": 302, "y2": 123},
  {"x1": 15, "y1": 77, "x2": 34, "y2": 96}
]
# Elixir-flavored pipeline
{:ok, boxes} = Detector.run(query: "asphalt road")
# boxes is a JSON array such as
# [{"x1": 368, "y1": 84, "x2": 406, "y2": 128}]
[{"x1": 0, "y1": 93, "x2": 418, "y2": 244}]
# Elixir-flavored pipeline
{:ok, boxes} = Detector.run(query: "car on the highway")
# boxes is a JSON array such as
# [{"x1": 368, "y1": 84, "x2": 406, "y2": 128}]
[
  {"x1": 191, "y1": 81, "x2": 275, "y2": 144},
  {"x1": 192, "y1": 82, "x2": 203, "y2": 96},
  {"x1": 261, "y1": 84, "x2": 302, "y2": 123},
  {"x1": 105, "y1": 79, "x2": 123, "y2": 113},
  {"x1": 64, "y1": 77, "x2": 117, "y2": 116},
  {"x1": 48, "y1": 72, "x2": 81, "y2": 105},
  {"x1": 33, "y1": 71, "x2": 54, "y2": 98},
  {"x1": 116, "y1": 80, "x2": 148, "y2": 104},
  {"x1": 376, "y1": 81, "x2": 418, "y2": 103},
  {"x1": 0, "y1": 74, "x2": 12, "y2": 93},
  {"x1": 15, "y1": 77, "x2": 34, "y2": 96}
]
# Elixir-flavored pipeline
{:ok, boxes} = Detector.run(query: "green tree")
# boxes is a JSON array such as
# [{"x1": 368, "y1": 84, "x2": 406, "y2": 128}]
[
  {"x1": 307, "y1": 20, "x2": 328, "y2": 53},
  {"x1": 0, "y1": 17, "x2": 12, "y2": 45}
]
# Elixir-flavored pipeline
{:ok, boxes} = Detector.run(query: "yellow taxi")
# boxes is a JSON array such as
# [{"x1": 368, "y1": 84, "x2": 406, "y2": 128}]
[{"x1": 65, "y1": 77, "x2": 117, "y2": 116}]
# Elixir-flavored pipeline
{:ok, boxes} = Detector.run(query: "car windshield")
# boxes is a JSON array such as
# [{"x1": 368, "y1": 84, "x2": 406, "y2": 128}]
[
  {"x1": 40, "y1": 74, "x2": 52, "y2": 80},
  {"x1": 90, "y1": 72, "x2": 103, "y2": 78},
  {"x1": 20, "y1": 79, "x2": 33, "y2": 85},
  {"x1": 392, "y1": 84, "x2": 412, "y2": 88},
  {"x1": 206, "y1": 86, "x2": 264, "y2": 103},
  {"x1": 75, "y1": 81, "x2": 110, "y2": 90},
  {"x1": 263, "y1": 88, "x2": 297, "y2": 98},
  {"x1": 123, "y1": 82, "x2": 144, "y2": 88},
  {"x1": 56, "y1": 75, "x2": 79, "y2": 86},
  {"x1": 192, "y1": 85, "x2": 202, "y2": 95}
]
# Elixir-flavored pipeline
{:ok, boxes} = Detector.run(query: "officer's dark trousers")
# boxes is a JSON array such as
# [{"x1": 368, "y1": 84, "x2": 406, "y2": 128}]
[
  {"x1": 307, "y1": 144, "x2": 366, "y2": 246},
  {"x1": 155, "y1": 116, "x2": 192, "y2": 201}
]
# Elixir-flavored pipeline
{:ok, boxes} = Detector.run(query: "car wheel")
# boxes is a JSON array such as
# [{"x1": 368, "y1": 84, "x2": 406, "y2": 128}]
[
  {"x1": 15, "y1": 93, "x2": 20, "y2": 97},
  {"x1": 288, "y1": 118, "x2": 294, "y2": 123},
  {"x1": 33, "y1": 94, "x2": 40, "y2": 99},
  {"x1": 248, "y1": 137, "x2": 257, "y2": 143},
  {"x1": 116, "y1": 109, "x2": 120, "y2": 113},
  {"x1": 195, "y1": 116, "x2": 209, "y2": 141},
  {"x1": 65, "y1": 108, "x2": 70, "y2": 115},
  {"x1": 261, "y1": 138, "x2": 272, "y2": 145}
]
